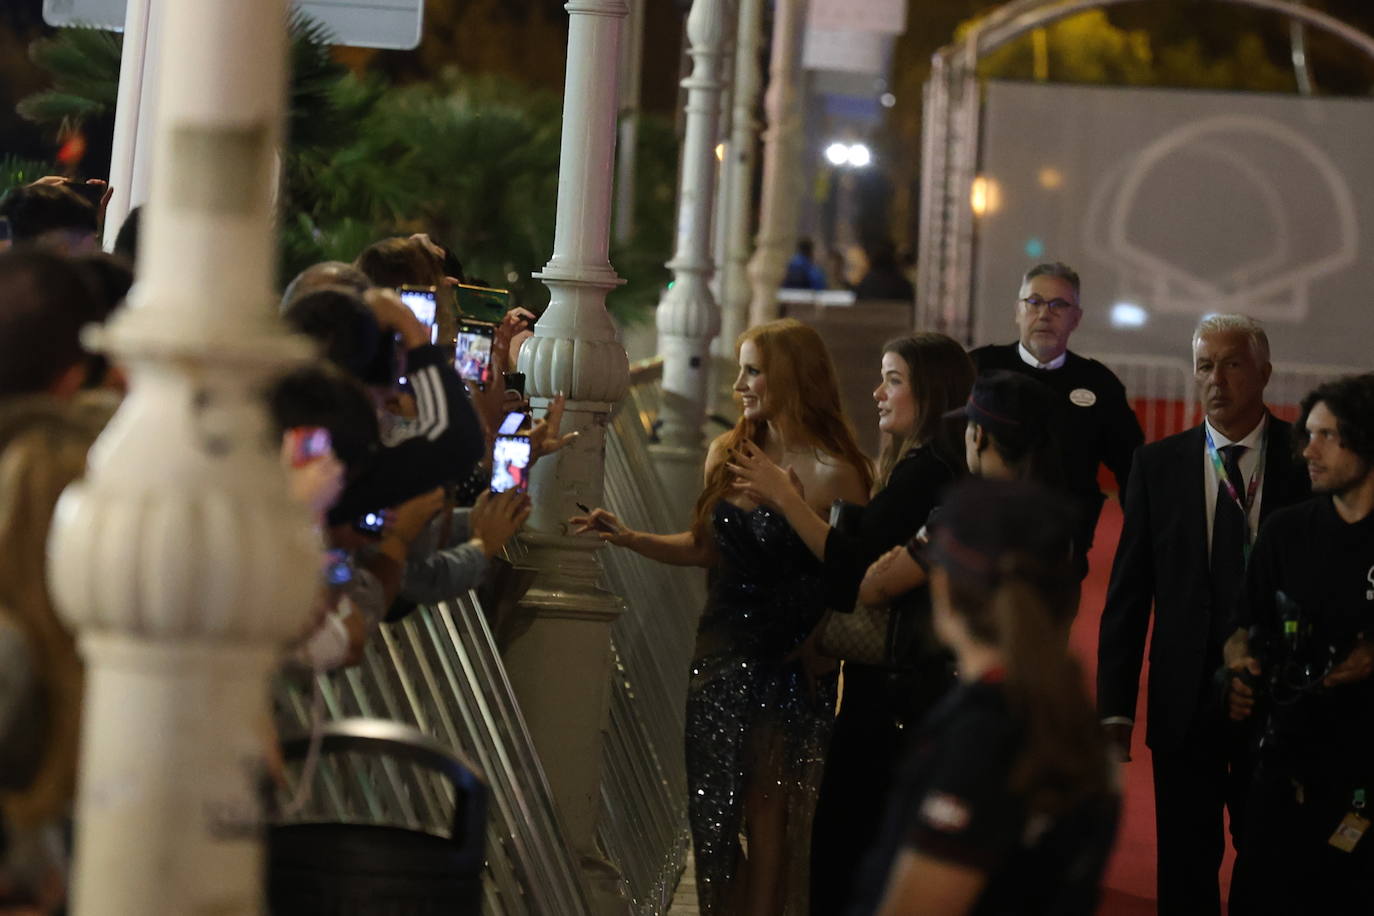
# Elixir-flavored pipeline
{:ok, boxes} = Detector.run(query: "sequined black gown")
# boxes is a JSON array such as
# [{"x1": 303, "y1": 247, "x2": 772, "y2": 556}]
[{"x1": 685, "y1": 501, "x2": 837, "y2": 915}]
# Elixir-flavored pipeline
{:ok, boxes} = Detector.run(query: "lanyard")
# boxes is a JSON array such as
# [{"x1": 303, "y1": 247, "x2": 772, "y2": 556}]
[{"x1": 1204, "y1": 424, "x2": 1266, "y2": 562}]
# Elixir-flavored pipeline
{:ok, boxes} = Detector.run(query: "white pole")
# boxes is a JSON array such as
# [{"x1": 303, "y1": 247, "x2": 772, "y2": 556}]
[
  {"x1": 48, "y1": 1, "x2": 317, "y2": 913},
  {"x1": 718, "y1": 0, "x2": 764, "y2": 354},
  {"x1": 748, "y1": 0, "x2": 809, "y2": 326},
  {"x1": 103, "y1": 0, "x2": 163, "y2": 250},
  {"x1": 614, "y1": 0, "x2": 646, "y2": 246},
  {"x1": 651, "y1": 0, "x2": 730, "y2": 525},
  {"x1": 510, "y1": 1, "x2": 633, "y2": 909}
]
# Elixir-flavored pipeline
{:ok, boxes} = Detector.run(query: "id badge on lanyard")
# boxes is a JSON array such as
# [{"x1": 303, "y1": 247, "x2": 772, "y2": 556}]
[{"x1": 1204, "y1": 426, "x2": 1266, "y2": 567}]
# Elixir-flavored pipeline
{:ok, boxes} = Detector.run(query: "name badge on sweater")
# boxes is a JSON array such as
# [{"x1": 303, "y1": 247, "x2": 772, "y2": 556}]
[{"x1": 1069, "y1": 388, "x2": 1097, "y2": 407}]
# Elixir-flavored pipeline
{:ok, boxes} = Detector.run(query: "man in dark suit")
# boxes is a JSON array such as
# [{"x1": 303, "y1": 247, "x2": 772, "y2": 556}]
[
  {"x1": 1097, "y1": 314, "x2": 1311, "y2": 914},
  {"x1": 971, "y1": 262, "x2": 1143, "y2": 575}
]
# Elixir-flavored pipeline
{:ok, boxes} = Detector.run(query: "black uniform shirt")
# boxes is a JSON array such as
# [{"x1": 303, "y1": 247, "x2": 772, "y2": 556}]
[
  {"x1": 851, "y1": 676, "x2": 1119, "y2": 916},
  {"x1": 970, "y1": 343, "x2": 1143, "y2": 557},
  {"x1": 1235, "y1": 495, "x2": 1374, "y2": 776}
]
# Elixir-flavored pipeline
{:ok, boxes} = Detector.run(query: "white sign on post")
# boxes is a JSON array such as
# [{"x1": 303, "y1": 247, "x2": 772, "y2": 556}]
[
  {"x1": 806, "y1": 0, "x2": 906, "y2": 36},
  {"x1": 44, "y1": 0, "x2": 425, "y2": 49}
]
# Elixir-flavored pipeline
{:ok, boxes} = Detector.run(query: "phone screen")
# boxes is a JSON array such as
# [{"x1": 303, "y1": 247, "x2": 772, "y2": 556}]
[
  {"x1": 399, "y1": 287, "x2": 439, "y2": 344},
  {"x1": 490, "y1": 434, "x2": 532, "y2": 493},
  {"x1": 497, "y1": 411, "x2": 527, "y2": 436},
  {"x1": 355, "y1": 510, "x2": 386, "y2": 537},
  {"x1": 455, "y1": 319, "x2": 497, "y2": 387},
  {"x1": 286, "y1": 426, "x2": 332, "y2": 467}
]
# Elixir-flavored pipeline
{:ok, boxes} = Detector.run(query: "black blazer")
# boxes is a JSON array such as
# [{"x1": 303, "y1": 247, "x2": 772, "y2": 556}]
[{"x1": 1096, "y1": 415, "x2": 1310, "y2": 752}]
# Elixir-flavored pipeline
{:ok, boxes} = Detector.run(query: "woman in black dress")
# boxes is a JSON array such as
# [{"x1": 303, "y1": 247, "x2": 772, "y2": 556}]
[
  {"x1": 728, "y1": 332, "x2": 974, "y2": 915},
  {"x1": 574, "y1": 318, "x2": 871, "y2": 914}
]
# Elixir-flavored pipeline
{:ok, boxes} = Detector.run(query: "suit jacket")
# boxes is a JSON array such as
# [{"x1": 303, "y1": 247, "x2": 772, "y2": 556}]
[{"x1": 1096, "y1": 414, "x2": 1310, "y2": 752}]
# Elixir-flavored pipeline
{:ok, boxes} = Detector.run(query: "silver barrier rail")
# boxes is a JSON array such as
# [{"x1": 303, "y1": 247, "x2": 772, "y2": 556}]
[
  {"x1": 275, "y1": 593, "x2": 595, "y2": 916},
  {"x1": 596, "y1": 389, "x2": 707, "y2": 914}
]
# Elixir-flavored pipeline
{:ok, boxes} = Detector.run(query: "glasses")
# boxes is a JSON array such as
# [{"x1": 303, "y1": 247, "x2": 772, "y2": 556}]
[{"x1": 1020, "y1": 295, "x2": 1077, "y2": 314}]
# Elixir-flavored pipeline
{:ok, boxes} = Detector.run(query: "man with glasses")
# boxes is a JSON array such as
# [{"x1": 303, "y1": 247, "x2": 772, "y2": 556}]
[{"x1": 971, "y1": 262, "x2": 1143, "y2": 576}]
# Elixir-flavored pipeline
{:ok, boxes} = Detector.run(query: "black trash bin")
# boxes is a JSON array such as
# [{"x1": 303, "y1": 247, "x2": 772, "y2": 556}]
[{"x1": 268, "y1": 718, "x2": 487, "y2": 916}]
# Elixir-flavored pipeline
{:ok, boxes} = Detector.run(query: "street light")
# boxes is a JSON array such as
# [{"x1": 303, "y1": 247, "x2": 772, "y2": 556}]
[{"x1": 823, "y1": 142, "x2": 873, "y2": 168}]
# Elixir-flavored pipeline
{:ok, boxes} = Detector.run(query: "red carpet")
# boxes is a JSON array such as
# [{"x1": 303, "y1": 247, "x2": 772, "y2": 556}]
[{"x1": 1070, "y1": 500, "x2": 1235, "y2": 914}]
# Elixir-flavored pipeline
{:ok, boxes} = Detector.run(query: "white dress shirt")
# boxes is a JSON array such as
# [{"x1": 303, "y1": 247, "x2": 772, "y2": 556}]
[
  {"x1": 1017, "y1": 342, "x2": 1067, "y2": 371},
  {"x1": 1203, "y1": 414, "x2": 1268, "y2": 558}
]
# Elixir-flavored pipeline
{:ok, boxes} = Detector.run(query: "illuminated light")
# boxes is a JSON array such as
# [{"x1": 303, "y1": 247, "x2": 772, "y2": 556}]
[
  {"x1": 1024, "y1": 237, "x2": 1046, "y2": 259},
  {"x1": 880, "y1": 92, "x2": 896, "y2": 108},
  {"x1": 848, "y1": 143, "x2": 872, "y2": 167},
  {"x1": 1111, "y1": 302, "x2": 1148, "y2": 328},
  {"x1": 1038, "y1": 166, "x2": 1064, "y2": 190},
  {"x1": 970, "y1": 175, "x2": 1002, "y2": 216},
  {"x1": 825, "y1": 142, "x2": 850, "y2": 166},
  {"x1": 714, "y1": 142, "x2": 725, "y2": 162}
]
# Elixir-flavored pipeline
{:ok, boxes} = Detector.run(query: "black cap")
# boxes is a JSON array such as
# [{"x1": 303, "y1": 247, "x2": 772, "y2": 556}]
[
  {"x1": 944, "y1": 369, "x2": 1056, "y2": 439},
  {"x1": 927, "y1": 478, "x2": 1074, "y2": 583}
]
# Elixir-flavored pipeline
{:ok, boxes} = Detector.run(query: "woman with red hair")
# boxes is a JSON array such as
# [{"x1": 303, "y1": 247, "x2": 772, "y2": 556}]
[{"x1": 573, "y1": 318, "x2": 870, "y2": 914}]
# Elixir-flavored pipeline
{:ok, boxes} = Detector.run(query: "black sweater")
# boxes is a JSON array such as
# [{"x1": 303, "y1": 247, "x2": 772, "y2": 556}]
[
  {"x1": 822, "y1": 446, "x2": 960, "y2": 614},
  {"x1": 970, "y1": 343, "x2": 1143, "y2": 557},
  {"x1": 327, "y1": 343, "x2": 485, "y2": 526}
]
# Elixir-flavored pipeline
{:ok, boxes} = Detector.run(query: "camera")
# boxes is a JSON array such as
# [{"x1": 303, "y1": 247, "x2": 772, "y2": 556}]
[{"x1": 1238, "y1": 590, "x2": 1344, "y2": 759}]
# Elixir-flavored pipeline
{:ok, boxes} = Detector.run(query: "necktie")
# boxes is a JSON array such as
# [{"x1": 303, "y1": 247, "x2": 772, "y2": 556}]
[{"x1": 1210, "y1": 444, "x2": 1248, "y2": 645}]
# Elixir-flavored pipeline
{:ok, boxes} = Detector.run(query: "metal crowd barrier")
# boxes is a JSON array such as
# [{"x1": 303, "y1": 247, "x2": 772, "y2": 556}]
[
  {"x1": 597, "y1": 384, "x2": 706, "y2": 913},
  {"x1": 274, "y1": 362, "x2": 705, "y2": 916},
  {"x1": 275, "y1": 594, "x2": 595, "y2": 916}
]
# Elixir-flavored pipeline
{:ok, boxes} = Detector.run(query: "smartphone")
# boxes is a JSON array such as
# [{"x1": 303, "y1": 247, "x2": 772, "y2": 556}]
[
  {"x1": 68, "y1": 181, "x2": 105, "y2": 207},
  {"x1": 399, "y1": 285, "x2": 440, "y2": 344},
  {"x1": 490, "y1": 431, "x2": 532, "y2": 494},
  {"x1": 503, "y1": 371, "x2": 526, "y2": 397},
  {"x1": 497, "y1": 411, "x2": 527, "y2": 436},
  {"x1": 354, "y1": 510, "x2": 386, "y2": 538},
  {"x1": 322, "y1": 548, "x2": 354, "y2": 587},
  {"x1": 285, "y1": 426, "x2": 331, "y2": 467},
  {"x1": 455, "y1": 318, "x2": 497, "y2": 388}
]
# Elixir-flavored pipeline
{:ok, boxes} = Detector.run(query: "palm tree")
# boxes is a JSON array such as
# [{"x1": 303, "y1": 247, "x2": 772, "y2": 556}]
[{"x1": 14, "y1": 16, "x2": 673, "y2": 323}]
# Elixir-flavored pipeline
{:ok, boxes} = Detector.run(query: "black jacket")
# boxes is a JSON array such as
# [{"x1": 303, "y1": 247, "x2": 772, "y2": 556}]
[
  {"x1": 1096, "y1": 415, "x2": 1310, "y2": 751},
  {"x1": 969, "y1": 344, "x2": 1143, "y2": 562}
]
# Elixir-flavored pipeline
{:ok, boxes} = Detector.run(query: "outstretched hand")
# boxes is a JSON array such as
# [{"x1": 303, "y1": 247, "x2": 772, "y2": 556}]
[
  {"x1": 726, "y1": 439, "x2": 804, "y2": 511},
  {"x1": 531, "y1": 393, "x2": 578, "y2": 460},
  {"x1": 569, "y1": 506, "x2": 633, "y2": 547}
]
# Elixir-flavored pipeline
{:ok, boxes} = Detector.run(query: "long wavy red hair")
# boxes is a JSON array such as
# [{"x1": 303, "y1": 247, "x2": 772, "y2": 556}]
[{"x1": 692, "y1": 318, "x2": 873, "y2": 535}]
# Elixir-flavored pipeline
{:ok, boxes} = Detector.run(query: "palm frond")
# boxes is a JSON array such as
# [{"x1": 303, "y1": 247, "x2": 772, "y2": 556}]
[
  {"x1": 20, "y1": 27, "x2": 122, "y2": 127},
  {"x1": 0, "y1": 155, "x2": 56, "y2": 196},
  {"x1": 15, "y1": 90, "x2": 107, "y2": 126}
]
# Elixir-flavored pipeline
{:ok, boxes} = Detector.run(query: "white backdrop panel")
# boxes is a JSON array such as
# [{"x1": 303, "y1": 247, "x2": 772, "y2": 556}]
[{"x1": 973, "y1": 80, "x2": 1374, "y2": 368}]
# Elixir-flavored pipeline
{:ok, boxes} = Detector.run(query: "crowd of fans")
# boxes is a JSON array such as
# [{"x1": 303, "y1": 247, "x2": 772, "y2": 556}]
[
  {"x1": 0, "y1": 177, "x2": 579, "y2": 912},
  {"x1": 1, "y1": 170, "x2": 1370, "y2": 916}
]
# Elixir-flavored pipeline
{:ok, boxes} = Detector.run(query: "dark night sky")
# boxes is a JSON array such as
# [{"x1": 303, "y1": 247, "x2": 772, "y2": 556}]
[{"x1": 3, "y1": 1, "x2": 1373, "y2": 173}]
